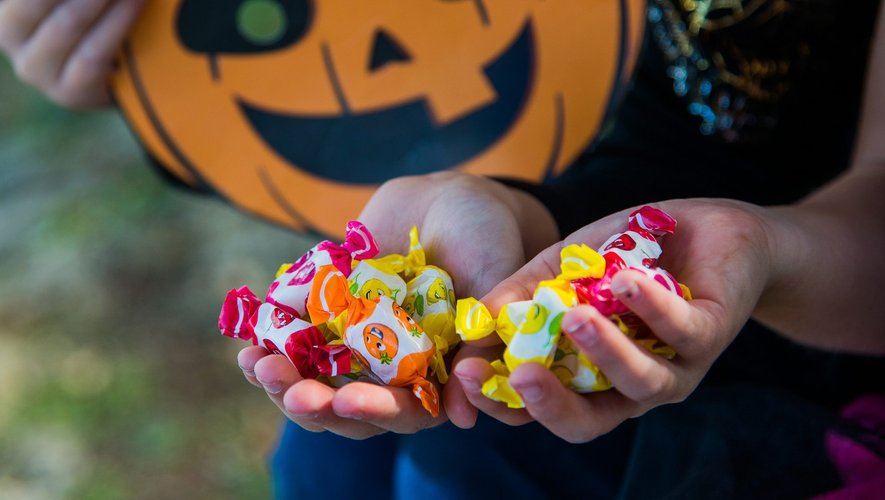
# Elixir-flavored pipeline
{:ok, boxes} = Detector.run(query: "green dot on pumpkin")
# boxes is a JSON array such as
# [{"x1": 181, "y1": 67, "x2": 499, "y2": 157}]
[{"x1": 237, "y1": 0, "x2": 288, "y2": 46}]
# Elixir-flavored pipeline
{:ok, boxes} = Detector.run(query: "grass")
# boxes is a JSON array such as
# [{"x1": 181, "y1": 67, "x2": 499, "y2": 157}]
[{"x1": 0, "y1": 58, "x2": 319, "y2": 499}]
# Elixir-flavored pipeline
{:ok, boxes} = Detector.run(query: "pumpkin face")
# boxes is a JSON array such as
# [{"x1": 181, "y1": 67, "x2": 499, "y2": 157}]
[{"x1": 114, "y1": 0, "x2": 644, "y2": 236}]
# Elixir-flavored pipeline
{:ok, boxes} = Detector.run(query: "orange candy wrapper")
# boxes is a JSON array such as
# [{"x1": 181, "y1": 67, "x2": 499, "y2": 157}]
[{"x1": 309, "y1": 266, "x2": 439, "y2": 416}]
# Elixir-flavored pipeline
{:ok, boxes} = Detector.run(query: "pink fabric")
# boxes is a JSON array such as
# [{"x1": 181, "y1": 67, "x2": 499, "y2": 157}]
[{"x1": 815, "y1": 394, "x2": 885, "y2": 499}]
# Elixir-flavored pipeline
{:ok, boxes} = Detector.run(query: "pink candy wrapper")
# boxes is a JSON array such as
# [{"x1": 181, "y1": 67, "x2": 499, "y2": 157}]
[{"x1": 573, "y1": 207, "x2": 688, "y2": 317}]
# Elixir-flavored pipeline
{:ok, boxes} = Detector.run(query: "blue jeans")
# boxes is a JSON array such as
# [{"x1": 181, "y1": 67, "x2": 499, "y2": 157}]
[{"x1": 271, "y1": 412, "x2": 634, "y2": 499}]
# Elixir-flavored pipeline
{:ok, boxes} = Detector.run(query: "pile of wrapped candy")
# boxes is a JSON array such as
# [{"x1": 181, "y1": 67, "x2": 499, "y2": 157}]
[
  {"x1": 218, "y1": 207, "x2": 691, "y2": 415},
  {"x1": 218, "y1": 221, "x2": 459, "y2": 417},
  {"x1": 455, "y1": 206, "x2": 692, "y2": 408}
]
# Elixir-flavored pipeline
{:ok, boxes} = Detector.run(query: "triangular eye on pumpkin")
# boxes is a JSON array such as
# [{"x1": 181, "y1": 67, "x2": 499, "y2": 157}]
[
  {"x1": 177, "y1": 0, "x2": 313, "y2": 54},
  {"x1": 369, "y1": 29, "x2": 412, "y2": 72}
]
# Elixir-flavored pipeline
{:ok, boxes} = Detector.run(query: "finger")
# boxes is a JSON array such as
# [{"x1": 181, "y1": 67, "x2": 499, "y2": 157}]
[
  {"x1": 508, "y1": 362, "x2": 643, "y2": 444},
  {"x1": 443, "y1": 367, "x2": 478, "y2": 429},
  {"x1": 453, "y1": 357, "x2": 533, "y2": 426},
  {"x1": 445, "y1": 343, "x2": 505, "y2": 428},
  {"x1": 0, "y1": 0, "x2": 60, "y2": 53},
  {"x1": 14, "y1": 0, "x2": 112, "y2": 88},
  {"x1": 284, "y1": 381, "x2": 387, "y2": 439},
  {"x1": 332, "y1": 382, "x2": 445, "y2": 434},
  {"x1": 561, "y1": 305, "x2": 679, "y2": 404},
  {"x1": 59, "y1": 0, "x2": 145, "y2": 107},
  {"x1": 610, "y1": 270, "x2": 717, "y2": 361},
  {"x1": 252, "y1": 355, "x2": 325, "y2": 433},
  {"x1": 254, "y1": 354, "x2": 304, "y2": 409},
  {"x1": 480, "y1": 241, "x2": 564, "y2": 314},
  {"x1": 237, "y1": 345, "x2": 270, "y2": 388},
  {"x1": 478, "y1": 206, "x2": 634, "y2": 317}
]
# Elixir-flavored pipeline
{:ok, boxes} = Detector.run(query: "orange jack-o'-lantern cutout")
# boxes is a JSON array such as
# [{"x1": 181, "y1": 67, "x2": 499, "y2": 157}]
[
  {"x1": 363, "y1": 323, "x2": 399, "y2": 364},
  {"x1": 113, "y1": 0, "x2": 644, "y2": 236}
]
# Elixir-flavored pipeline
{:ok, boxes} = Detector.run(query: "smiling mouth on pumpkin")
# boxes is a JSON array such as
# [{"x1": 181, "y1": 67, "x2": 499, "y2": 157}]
[{"x1": 237, "y1": 22, "x2": 536, "y2": 185}]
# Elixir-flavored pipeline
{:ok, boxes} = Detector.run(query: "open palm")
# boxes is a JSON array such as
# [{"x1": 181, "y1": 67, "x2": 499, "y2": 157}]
[{"x1": 237, "y1": 172, "x2": 558, "y2": 438}]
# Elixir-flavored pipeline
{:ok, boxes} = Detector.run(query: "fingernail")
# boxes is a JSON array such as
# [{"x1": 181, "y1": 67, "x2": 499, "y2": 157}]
[
  {"x1": 340, "y1": 409, "x2": 364, "y2": 421},
  {"x1": 262, "y1": 382, "x2": 283, "y2": 394},
  {"x1": 513, "y1": 383, "x2": 543, "y2": 404},
  {"x1": 612, "y1": 276, "x2": 638, "y2": 300},
  {"x1": 568, "y1": 316, "x2": 599, "y2": 346},
  {"x1": 241, "y1": 368, "x2": 255, "y2": 378},
  {"x1": 562, "y1": 311, "x2": 587, "y2": 335}
]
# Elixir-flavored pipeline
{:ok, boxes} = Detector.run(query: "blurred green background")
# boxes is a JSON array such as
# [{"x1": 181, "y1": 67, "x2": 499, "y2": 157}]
[{"x1": 0, "y1": 58, "x2": 319, "y2": 498}]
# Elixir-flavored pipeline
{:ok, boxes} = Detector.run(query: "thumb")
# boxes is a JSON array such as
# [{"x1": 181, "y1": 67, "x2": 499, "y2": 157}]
[
  {"x1": 479, "y1": 206, "x2": 633, "y2": 313},
  {"x1": 480, "y1": 241, "x2": 564, "y2": 313},
  {"x1": 466, "y1": 241, "x2": 564, "y2": 348}
]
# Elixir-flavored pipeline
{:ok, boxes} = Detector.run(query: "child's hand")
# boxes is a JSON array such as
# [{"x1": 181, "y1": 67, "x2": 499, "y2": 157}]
[
  {"x1": 237, "y1": 172, "x2": 559, "y2": 438},
  {"x1": 0, "y1": 0, "x2": 145, "y2": 108},
  {"x1": 453, "y1": 199, "x2": 774, "y2": 442}
]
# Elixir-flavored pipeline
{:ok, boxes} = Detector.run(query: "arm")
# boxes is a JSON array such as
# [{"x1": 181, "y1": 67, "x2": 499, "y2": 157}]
[
  {"x1": 451, "y1": 2, "x2": 885, "y2": 441},
  {"x1": 755, "y1": 3, "x2": 885, "y2": 352}
]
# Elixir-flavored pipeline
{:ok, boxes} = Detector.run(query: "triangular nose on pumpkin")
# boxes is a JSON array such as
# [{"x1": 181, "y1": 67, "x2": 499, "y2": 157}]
[{"x1": 368, "y1": 29, "x2": 412, "y2": 72}]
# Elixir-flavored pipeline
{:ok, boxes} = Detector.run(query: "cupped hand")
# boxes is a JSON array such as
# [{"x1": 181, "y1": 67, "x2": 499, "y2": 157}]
[
  {"x1": 0, "y1": 0, "x2": 145, "y2": 108},
  {"x1": 453, "y1": 199, "x2": 774, "y2": 442},
  {"x1": 239, "y1": 172, "x2": 558, "y2": 439}
]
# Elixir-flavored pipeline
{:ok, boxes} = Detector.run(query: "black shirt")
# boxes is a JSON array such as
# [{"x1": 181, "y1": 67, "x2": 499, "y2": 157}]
[{"x1": 506, "y1": 0, "x2": 881, "y2": 238}]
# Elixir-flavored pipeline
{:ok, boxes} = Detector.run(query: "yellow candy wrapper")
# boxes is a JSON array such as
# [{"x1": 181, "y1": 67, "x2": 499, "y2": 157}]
[
  {"x1": 457, "y1": 244, "x2": 608, "y2": 408},
  {"x1": 454, "y1": 299, "x2": 529, "y2": 344},
  {"x1": 502, "y1": 279, "x2": 577, "y2": 370},
  {"x1": 403, "y1": 266, "x2": 458, "y2": 382},
  {"x1": 349, "y1": 260, "x2": 408, "y2": 304},
  {"x1": 552, "y1": 336, "x2": 612, "y2": 393},
  {"x1": 367, "y1": 226, "x2": 461, "y2": 383}
]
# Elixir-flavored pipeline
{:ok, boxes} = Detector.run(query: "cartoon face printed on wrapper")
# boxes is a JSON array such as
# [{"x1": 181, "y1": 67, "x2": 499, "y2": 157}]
[
  {"x1": 253, "y1": 302, "x2": 328, "y2": 379},
  {"x1": 349, "y1": 260, "x2": 406, "y2": 304},
  {"x1": 363, "y1": 323, "x2": 399, "y2": 364},
  {"x1": 503, "y1": 281, "x2": 573, "y2": 370},
  {"x1": 402, "y1": 267, "x2": 457, "y2": 342}
]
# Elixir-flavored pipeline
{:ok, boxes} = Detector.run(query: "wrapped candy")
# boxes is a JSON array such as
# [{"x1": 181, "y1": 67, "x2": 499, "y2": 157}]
[
  {"x1": 348, "y1": 260, "x2": 408, "y2": 304},
  {"x1": 572, "y1": 207, "x2": 689, "y2": 317},
  {"x1": 218, "y1": 223, "x2": 458, "y2": 416},
  {"x1": 266, "y1": 221, "x2": 379, "y2": 318},
  {"x1": 308, "y1": 265, "x2": 440, "y2": 416},
  {"x1": 456, "y1": 245, "x2": 604, "y2": 408},
  {"x1": 455, "y1": 298, "x2": 529, "y2": 345},
  {"x1": 395, "y1": 229, "x2": 459, "y2": 383},
  {"x1": 455, "y1": 206, "x2": 690, "y2": 408},
  {"x1": 218, "y1": 221, "x2": 380, "y2": 384},
  {"x1": 349, "y1": 227, "x2": 460, "y2": 383}
]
